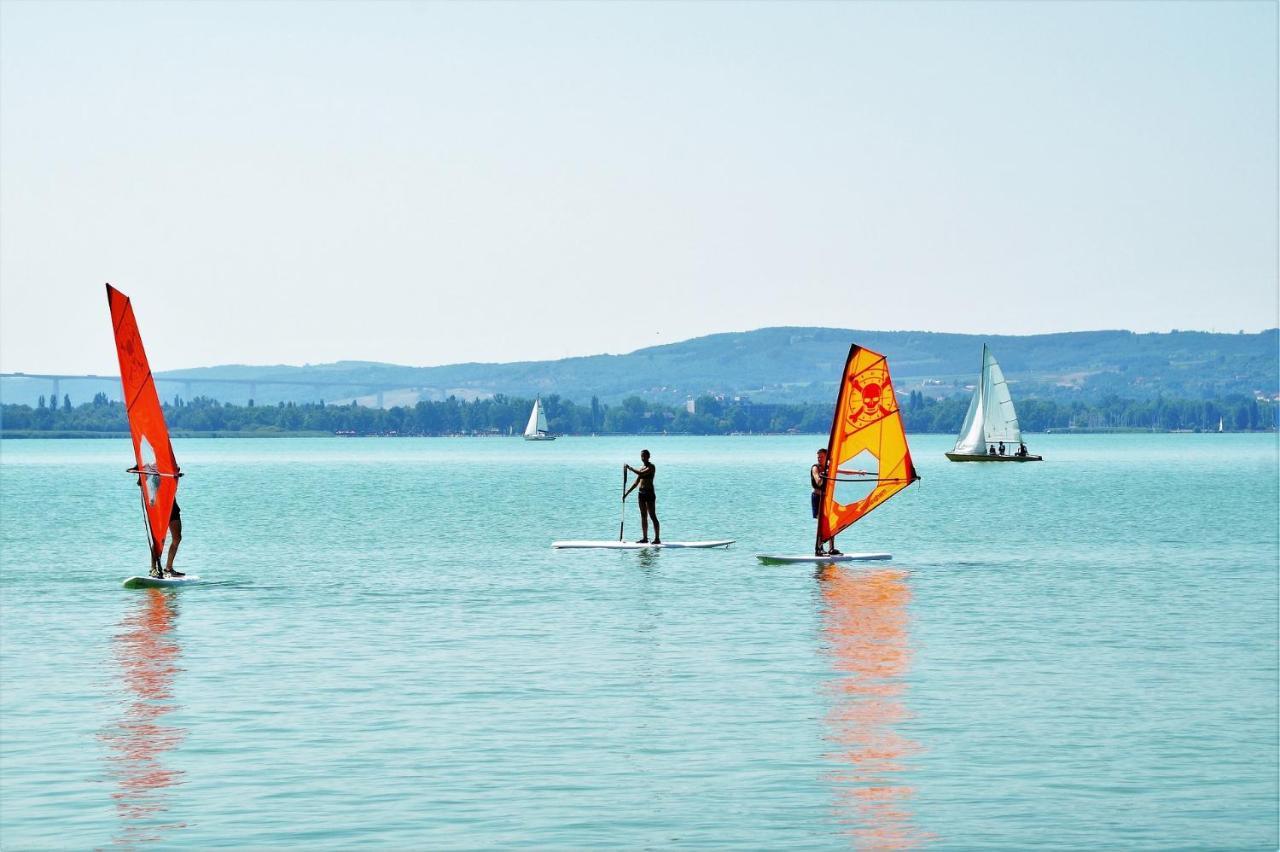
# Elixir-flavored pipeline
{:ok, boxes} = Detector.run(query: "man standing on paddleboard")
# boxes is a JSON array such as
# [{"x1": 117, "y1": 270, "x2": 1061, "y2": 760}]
[
  {"x1": 811, "y1": 448, "x2": 843, "y2": 557},
  {"x1": 624, "y1": 450, "x2": 661, "y2": 544}
]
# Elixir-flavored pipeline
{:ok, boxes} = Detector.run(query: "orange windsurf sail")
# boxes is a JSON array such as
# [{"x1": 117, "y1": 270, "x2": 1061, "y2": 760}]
[
  {"x1": 106, "y1": 284, "x2": 180, "y2": 562},
  {"x1": 817, "y1": 345, "x2": 918, "y2": 545}
]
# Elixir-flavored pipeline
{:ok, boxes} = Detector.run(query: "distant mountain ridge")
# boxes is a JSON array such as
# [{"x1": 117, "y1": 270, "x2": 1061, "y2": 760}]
[{"x1": 3, "y1": 327, "x2": 1276, "y2": 408}]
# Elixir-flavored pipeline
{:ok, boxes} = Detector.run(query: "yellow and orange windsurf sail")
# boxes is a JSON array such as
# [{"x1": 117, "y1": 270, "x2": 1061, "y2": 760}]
[
  {"x1": 818, "y1": 345, "x2": 918, "y2": 544},
  {"x1": 107, "y1": 284, "x2": 181, "y2": 562}
]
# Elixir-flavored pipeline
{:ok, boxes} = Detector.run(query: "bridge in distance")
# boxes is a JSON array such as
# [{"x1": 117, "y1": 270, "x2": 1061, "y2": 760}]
[{"x1": 0, "y1": 373, "x2": 420, "y2": 408}]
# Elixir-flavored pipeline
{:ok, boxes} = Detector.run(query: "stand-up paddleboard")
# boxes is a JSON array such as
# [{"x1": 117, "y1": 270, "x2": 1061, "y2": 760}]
[
  {"x1": 758, "y1": 344, "x2": 919, "y2": 566},
  {"x1": 557, "y1": 464, "x2": 734, "y2": 551},
  {"x1": 756, "y1": 552, "x2": 889, "y2": 564},
  {"x1": 123, "y1": 574, "x2": 202, "y2": 589},
  {"x1": 553, "y1": 540, "x2": 734, "y2": 550},
  {"x1": 106, "y1": 284, "x2": 193, "y2": 588}
]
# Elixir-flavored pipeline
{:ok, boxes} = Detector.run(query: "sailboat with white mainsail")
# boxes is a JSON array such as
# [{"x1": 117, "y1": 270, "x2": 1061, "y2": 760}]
[
  {"x1": 523, "y1": 398, "x2": 556, "y2": 441},
  {"x1": 946, "y1": 344, "x2": 1042, "y2": 462}
]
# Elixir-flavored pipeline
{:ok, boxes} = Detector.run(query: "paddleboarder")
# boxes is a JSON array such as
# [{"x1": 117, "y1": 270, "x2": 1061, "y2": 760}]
[
  {"x1": 811, "y1": 448, "x2": 843, "y2": 557},
  {"x1": 624, "y1": 450, "x2": 660, "y2": 544}
]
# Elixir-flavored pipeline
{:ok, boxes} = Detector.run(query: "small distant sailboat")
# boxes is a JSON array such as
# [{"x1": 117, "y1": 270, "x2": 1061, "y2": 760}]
[
  {"x1": 946, "y1": 345, "x2": 1042, "y2": 462},
  {"x1": 523, "y1": 397, "x2": 556, "y2": 441},
  {"x1": 106, "y1": 285, "x2": 198, "y2": 588},
  {"x1": 1218, "y1": 417, "x2": 1225, "y2": 433},
  {"x1": 758, "y1": 344, "x2": 920, "y2": 563}
]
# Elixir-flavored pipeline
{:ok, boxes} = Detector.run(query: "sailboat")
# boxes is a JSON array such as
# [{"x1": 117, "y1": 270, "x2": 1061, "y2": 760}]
[
  {"x1": 106, "y1": 285, "x2": 197, "y2": 588},
  {"x1": 945, "y1": 345, "x2": 1042, "y2": 462},
  {"x1": 523, "y1": 397, "x2": 556, "y2": 441},
  {"x1": 758, "y1": 344, "x2": 920, "y2": 564},
  {"x1": 1218, "y1": 417, "x2": 1225, "y2": 433}
]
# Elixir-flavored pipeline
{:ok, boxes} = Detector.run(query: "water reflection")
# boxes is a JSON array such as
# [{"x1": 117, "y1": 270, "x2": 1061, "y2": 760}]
[
  {"x1": 99, "y1": 589, "x2": 188, "y2": 846},
  {"x1": 817, "y1": 565, "x2": 930, "y2": 848}
]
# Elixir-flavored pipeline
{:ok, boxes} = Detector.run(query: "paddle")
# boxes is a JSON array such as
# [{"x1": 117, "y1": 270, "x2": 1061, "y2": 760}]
[{"x1": 619, "y1": 465, "x2": 630, "y2": 541}]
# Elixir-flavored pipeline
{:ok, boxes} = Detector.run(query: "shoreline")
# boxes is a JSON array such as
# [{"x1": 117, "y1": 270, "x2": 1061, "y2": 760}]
[{"x1": 2, "y1": 428, "x2": 1272, "y2": 440}]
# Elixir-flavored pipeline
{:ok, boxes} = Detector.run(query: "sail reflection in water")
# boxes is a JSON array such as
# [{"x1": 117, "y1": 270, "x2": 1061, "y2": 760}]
[
  {"x1": 818, "y1": 566, "x2": 931, "y2": 848},
  {"x1": 98, "y1": 589, "x2": 188, "y2": 845}
]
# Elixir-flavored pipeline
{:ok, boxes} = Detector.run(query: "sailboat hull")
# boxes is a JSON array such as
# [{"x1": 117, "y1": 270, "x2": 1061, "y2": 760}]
[
  {"x1": 945, "y1": 453, "x2": 1042, "y2": 462},
  {"x1": 523, "y1": 434, "x2": 557, "y2": 441}
]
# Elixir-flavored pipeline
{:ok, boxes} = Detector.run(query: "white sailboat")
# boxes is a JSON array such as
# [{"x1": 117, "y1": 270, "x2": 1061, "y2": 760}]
[
  {"x1": 523, "y1": 398, "x2": 556, "y2": 441},
  {"x1": 946, "y1": 345, "x2": 1042, "y2": 462}
]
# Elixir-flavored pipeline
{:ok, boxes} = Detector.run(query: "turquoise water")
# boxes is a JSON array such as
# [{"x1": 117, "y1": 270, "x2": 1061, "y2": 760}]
[{"x1": 1, "y1": 434, "x2": 1276, "y2": 849}]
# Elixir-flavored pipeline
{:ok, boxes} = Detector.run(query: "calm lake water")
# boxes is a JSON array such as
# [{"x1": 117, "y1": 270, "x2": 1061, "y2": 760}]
[{"x1": 1, "y1": 434, "x2": 1276, "y2": 849}]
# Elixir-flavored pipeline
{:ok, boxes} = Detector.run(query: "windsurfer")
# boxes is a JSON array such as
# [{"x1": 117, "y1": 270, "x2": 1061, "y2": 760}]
[
  {"x1": 811, "y1": 448, "x2": 843, "y2": 556},
  {"x1": 623, "y1": 450, "x2": 660, "y2": 544}
]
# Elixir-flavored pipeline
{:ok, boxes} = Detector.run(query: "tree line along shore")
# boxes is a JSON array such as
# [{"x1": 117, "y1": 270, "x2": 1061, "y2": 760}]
[{"x1": 1, "y1": 391, "x2": 1274, "y2": 438}]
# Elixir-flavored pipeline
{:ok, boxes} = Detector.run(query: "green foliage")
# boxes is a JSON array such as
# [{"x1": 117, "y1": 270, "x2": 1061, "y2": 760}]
[{"x1": 1, "y1": 393, "x2": 1273, "y2": 436}]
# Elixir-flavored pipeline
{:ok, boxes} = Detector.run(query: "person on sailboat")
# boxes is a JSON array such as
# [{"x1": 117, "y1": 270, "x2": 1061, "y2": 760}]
[
  {"x1": 810, "y1": 448, "x2": 843, "y2": 557},
  {"x1": 1017, "y1": 442, "x2": 1028, "y2": 458},
  {"x1": 988, "y1": 444, "x2": 996, "y2": 455},
  {"x1": 997, "y1": 441, "x2": 1006, "y2": 455},
  {"x1": 623, "y1": 450, "x2": 660, "y2": 544}
]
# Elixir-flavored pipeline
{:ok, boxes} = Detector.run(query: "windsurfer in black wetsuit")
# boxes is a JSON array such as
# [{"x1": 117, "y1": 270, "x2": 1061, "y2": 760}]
[
  {"x1": 623, "y1": 450, "x2": 660, "y2": 544},
  {"x1": 811, "y1": 448, "x2": 843, "y2": 557}
]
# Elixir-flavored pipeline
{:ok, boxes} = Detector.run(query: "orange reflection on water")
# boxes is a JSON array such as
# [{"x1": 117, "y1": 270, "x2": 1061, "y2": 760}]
[
  {"x1": 818, "y1": 565, "x2": 932, "y2": 849},
  {"x1": 98, "y1": 589, "x2": 188, "y2": 846}
]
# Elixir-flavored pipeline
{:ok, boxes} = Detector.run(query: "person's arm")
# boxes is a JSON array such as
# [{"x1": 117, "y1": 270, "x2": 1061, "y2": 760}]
[{"x1": 623, "y1": 480, "x2": 640, "y2": 499}]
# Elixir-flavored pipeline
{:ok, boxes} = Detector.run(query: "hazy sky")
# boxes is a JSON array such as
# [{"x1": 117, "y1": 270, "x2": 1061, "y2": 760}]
[{"x1": 2, "y1": 1, "x2": 1275, "y2": 374}]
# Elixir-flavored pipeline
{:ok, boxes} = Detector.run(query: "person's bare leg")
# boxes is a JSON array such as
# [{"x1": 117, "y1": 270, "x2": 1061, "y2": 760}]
[
  {"x1": 649, "y1": 503, "x2": 661, "y2": 544},
  {"x1": 165, "y1": 518, "x2": 183, "y2": 575},
  {"x1": 638, "y1": 504, "x2": 649, "y2": 542}
]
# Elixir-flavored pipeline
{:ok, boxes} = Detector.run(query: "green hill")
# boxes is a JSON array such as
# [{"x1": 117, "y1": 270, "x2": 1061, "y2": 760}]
[{"x1": 3, "y1": 327, "x2": 1275, "y2": 408}]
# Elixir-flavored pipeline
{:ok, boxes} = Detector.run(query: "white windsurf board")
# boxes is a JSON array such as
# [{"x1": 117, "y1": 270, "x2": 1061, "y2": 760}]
[{"x1": 756, "y1": 553, "x2": 891, "y2": 564}]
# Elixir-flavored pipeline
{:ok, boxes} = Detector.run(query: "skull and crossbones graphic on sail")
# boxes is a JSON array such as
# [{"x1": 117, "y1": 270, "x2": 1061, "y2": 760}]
[{"x1": 844, "y1": 365, "x2": 896, "y2": 431}]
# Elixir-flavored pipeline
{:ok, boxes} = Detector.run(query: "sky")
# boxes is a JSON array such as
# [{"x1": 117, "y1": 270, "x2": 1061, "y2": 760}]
[{"x1": 1, "y1": 1, "x2": 1276, "y2": 375}]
